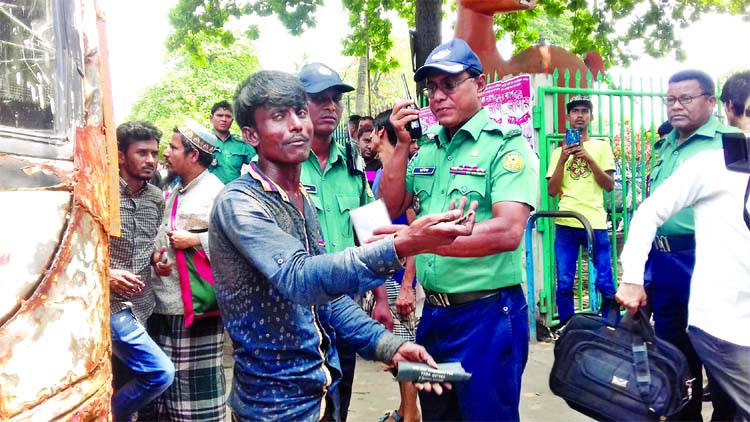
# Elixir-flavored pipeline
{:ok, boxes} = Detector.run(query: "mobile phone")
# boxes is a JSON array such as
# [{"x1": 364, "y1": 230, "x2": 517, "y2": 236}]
[
  {"x1": 565, "y1": 129, "x2": 580, "y2": 146},
  {"x1": 401, "y1": 74, "x2": 423, "y2": 140}
]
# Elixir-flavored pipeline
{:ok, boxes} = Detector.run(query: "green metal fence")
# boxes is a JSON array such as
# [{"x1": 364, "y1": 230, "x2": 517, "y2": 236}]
[
  {"x1": 342, "y1": 70, "x2": 727, "y2": 332},
  {"x1": 534, "y1": 69, "x2": 669, "y2": 328}
]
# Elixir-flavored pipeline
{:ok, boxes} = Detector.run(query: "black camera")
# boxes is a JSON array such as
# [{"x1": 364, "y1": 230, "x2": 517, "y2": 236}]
[{"x1": 722, "y1": 132, "x2": 750, "y2": 174}]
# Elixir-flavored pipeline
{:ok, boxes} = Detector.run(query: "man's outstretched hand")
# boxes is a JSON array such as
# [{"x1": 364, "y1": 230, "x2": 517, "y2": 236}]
[{"x1": 372, "y1": 197, "x2": 479, "y2": 258}]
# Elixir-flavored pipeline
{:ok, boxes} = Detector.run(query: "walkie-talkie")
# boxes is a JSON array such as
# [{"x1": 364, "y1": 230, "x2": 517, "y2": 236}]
[{"x1": 401, "y1": 74, "x2": 422, "y2": 140}]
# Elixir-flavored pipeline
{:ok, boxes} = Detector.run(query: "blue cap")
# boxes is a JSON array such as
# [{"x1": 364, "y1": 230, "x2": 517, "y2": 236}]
[
  {"x1": 299, "y1": 63, "x2": 355, "y2": 94},
  {"x1": 414, "y1": 38, "x2": 483, "y2": 82}
]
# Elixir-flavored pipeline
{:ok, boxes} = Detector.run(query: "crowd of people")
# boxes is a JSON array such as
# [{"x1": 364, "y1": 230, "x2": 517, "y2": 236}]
[{"x1": 108, "y1": 36, "x2": 750, "y2": 422}]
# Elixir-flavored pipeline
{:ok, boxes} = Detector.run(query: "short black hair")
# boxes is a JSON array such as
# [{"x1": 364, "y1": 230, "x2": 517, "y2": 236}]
[
  {"x1": 172, "y1": 127, "x2": 215, "y2": 168},
  {"x1": 116, "y1": 121, "x2": 162, "y2": 153},
  {"x1": 720, "y1": 70, "x2": 750, "y2": 117},
  {"x1": 373, "y1": 109, "x2": 397, "y2": 146},
  {"x1": 668, "y1": 70, "x2": 715, "y2": 97},
  {"x1": 233, "y1": 71, "x2": 308, "y2": 129},
  {"x1": 348, "y1": 114, "x2": 361, "y2": 125},
  {"x1": 357, "y1": 116, "x2": 374, "y2": 138},
  {"x1": 211, "y1": 100, "x2": 233, "y2": 116}
]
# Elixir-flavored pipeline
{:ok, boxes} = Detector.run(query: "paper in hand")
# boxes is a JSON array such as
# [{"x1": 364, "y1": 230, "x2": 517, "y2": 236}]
[{"x1": 349, "y1": 199, "x2": 392, "y2": 243}]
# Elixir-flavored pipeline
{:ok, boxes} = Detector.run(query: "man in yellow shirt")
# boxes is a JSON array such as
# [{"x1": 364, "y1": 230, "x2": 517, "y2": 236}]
[{"x1": 547, "y1": 96, "x2": 616, "y2": 323}]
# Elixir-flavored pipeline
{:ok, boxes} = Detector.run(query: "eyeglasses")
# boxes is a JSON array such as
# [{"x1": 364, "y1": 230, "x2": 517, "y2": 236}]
[
  {"x1": 662, "y1": 93, "x2": 711, "y2": 106},
  {"x1": 421, "y1": 76, "x2": 476, "y2": 98},
  {"x1": 308, "y1": 92, "x2": 343, "y2": 104}
]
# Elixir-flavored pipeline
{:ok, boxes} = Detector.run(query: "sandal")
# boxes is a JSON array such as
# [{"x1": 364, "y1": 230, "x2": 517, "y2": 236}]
[{"x1": 377, "y1": 409, "x2": 404, "y2": 422}]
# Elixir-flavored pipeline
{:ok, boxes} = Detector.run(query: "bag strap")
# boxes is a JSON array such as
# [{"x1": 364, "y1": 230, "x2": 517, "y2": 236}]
[
  {"x1": 623, "y1": 309, "x2": 656, "y2": 408},
  {"x1": 632, "y1": 342, "x2": 652, "y2": 404}
]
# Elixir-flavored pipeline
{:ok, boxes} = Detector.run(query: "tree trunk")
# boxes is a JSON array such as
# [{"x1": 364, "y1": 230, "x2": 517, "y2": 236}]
[
  {"x1": 414, "y1": 0, "x2": 442, "y2": 90},
  {"x1": 355, "y1": 55, "x2": 367, "y2": 115}
]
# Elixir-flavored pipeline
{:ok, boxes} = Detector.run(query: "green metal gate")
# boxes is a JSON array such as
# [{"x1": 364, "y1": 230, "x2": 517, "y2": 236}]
[{"x1": 533, "y1": 69, "x2": 668, "y2": 328}]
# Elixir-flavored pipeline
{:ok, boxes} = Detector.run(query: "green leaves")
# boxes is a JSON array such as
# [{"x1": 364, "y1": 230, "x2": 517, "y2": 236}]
[
  {"x1": 492, "y1": 0, "x2": 748, "y2": 67},
  {"x1": 167, "y1": 0, "x2": 749, "y2": 73},
  {"x1": 128, "y1": 39, "x2": 260, "y2": 143}
]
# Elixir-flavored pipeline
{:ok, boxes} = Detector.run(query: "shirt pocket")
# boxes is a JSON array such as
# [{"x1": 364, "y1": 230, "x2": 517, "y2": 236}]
[
  {"x1": 448, "y1": 174, "x2": 487, "y2": 205},
  {"x1": 308, "y1": 192, "x2": 323, "y2": 213},
  {"x1": 226, "y1": 151, "x2": 249, "y2": 169},
  {"x1": 412, "y1": 176, "x2": 435, "y2": 216},
  {"x1": 336, "y1": 194, "x2": 360, "y2": 238}
]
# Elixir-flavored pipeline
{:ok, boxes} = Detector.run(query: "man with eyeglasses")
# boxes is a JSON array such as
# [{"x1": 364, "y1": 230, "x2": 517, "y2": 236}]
[
  {"x1": 619, "y1": 69, "x2": 739, "y2": 421},
  {"x1": 380, "y1": 38, "x2": 539, "y2": 421},
  {"x1": 298, "y1": 62, "x2": 393, "y2": 421}
]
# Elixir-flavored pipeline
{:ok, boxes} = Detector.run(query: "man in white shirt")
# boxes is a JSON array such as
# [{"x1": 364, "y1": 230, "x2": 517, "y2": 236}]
[{"x1": 616, "y1": 147, "x2": 750, "y2": 420}]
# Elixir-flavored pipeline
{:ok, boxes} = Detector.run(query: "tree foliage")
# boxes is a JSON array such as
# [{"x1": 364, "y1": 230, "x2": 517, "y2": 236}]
[
  {"x1": 128, "y1": 38, "x2": 260, "y2": 144},
  {"x1": 168, "y1": 0, "x2": 749, "y2": 71},
  {"x1": 494, "y1": 0, "x2": 748, "y2": 66}
]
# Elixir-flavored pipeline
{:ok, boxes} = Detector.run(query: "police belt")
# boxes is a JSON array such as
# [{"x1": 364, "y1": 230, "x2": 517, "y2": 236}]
[
  {"x1": 652, "y1": 234, "x2": 695, "y2": 252},
  {"x1": 424, "y1": 287, "x2": 503, "y2": 307}
]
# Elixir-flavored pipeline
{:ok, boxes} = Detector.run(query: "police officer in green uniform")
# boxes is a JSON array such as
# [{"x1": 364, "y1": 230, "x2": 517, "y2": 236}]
[
  {"x1": 380, "y1": 38, "x2": 539, "y2": 422},
  {"x1": 297, "y1": 62, "x2": 393, "y2": 421},
  {"x1": 617, "y1": 69, "x2": 739, "y2": 421},
  {"x1": 209, "y1": 100, "x2": 257, "y2": 184}
]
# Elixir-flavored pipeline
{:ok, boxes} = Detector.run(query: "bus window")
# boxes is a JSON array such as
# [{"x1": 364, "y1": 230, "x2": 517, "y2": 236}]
[{"x1": 0, "y1": 0, "x2": 56, "y2": 131}]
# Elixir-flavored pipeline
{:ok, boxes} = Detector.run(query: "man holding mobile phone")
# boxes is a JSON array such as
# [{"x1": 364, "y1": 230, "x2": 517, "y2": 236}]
[{"x1": 546, "y1": 95, "x2": 617, "y2": 324}]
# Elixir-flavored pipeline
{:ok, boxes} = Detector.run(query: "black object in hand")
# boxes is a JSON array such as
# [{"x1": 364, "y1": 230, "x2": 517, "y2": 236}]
[
  {"x1": 395, "y1": 362, "x2": 472, "y2": 383},
  {"x1": 402, "y1": 73, "x2": 423, "y2": 140}
]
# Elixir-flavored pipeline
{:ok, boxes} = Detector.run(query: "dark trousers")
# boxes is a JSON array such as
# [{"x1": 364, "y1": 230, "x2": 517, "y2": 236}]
[
  {"x1": 332, "y1": 342, "x2": 357, "y2": 421},
  {"x1": 554, "y1": 225, "x2": 617, "y2": 323},
  {"x1": 646, "y1": 247, "x2": 735, "y2": 421},
  {"x1": 416, "y1": 285, "x2": 528, "y2": 421}
]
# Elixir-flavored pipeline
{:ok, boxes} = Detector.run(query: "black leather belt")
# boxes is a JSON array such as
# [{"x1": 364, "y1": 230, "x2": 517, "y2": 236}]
[
  {"x1": 424, "y1": 288, "x2": 503, "y2": 308},
  {"x1": 652, "y1": 234, "x2": 695, "y2": 252}
]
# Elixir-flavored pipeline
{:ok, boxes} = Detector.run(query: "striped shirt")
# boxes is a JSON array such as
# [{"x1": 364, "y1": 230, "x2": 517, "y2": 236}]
[{"x1": 110, "y1": 178, "x2": 164, "y2": 323}]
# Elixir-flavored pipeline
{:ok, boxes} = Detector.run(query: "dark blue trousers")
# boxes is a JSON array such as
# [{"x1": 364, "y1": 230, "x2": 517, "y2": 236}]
[
  {"x1": 554, "y1": 225, "x2": 616, "y2": 323},
  {"x1": 646, "y1": 247, "x2": 735, "y2": 421},
  {"x1": 416, "y1": 285, "x2": 528, "y2": 421}
]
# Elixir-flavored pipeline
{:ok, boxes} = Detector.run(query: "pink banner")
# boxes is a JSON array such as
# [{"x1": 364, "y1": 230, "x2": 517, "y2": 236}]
[{"x1": 419, "y1": 75, "x2": 534, "y2": 148}]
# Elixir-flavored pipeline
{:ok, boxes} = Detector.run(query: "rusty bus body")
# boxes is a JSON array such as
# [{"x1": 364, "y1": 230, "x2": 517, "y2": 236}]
[{"x1": 0, "y1": 0, "x2": 117, "y2": 419}]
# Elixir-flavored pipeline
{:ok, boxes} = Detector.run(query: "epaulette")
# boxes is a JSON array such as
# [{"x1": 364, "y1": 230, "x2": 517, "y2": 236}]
[{"x1": 499, "y1": 126, "x2": 522, "y2": 140}]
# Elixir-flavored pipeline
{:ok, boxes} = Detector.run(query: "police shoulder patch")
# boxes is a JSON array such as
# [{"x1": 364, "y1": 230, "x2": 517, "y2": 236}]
[
  {"x1": 502, "y1": 151, "x2": 524, "y2": 172},
  {"x1": 501, "y1": 127, "x2": 522, "y2": 140}
]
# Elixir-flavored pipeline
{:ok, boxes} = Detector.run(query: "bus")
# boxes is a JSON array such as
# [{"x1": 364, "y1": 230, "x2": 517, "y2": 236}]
[{"x1": 0, "y1": 0, "x2": 117, "y2": 419}]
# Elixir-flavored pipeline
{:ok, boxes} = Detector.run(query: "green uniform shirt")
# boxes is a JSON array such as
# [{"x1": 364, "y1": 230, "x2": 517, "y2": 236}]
[
  {"x1": 210, "y1": 132, "x2": 257, "y2": 184},
  {"x1": 301, "y1": 143, "x2": 374, "y2": 253},
  {"x1": 406, "y1": 108, "x2": 539, "y2": 293},
  {"x1": 650, "y1": 116, "x2": 737, "y2": 236}
]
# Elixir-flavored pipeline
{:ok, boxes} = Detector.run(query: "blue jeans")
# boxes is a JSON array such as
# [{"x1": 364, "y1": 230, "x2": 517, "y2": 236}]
[
  {"x1": 554, "y1": 225, "x2": 616, "y2": 323},
  {"x1": 416, "y1": 285, "x2": 528, "y2": 421},
  {"x1": 110, "y1": 309, "x2": 175, "y2": 421}
]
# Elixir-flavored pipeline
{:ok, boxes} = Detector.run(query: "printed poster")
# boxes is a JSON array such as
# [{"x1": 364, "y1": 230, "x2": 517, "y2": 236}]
[{"x1": 419, "y1": 74, "x2": 534, "y2": 148}]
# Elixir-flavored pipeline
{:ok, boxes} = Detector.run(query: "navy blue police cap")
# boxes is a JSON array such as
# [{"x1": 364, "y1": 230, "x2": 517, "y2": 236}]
[
  {"x1": 299, "y1": 63, "x2": 355, "y2": 95},
  {"x1": 414, "y1": 38, "x2": 483, "y2": 82}
]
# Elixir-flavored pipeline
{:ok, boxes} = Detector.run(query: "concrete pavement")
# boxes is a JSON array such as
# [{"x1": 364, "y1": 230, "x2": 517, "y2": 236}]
[{"x1": 347, "y1": 341, "x2": 594, "y2": 422}]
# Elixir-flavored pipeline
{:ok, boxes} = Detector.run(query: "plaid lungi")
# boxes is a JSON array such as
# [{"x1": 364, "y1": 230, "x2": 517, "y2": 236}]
[
  {"x1": 385, "y1": 278, "x2": 417, "y2": 342},
  {"x1": 146, "y1": 314, "x2": 226, "y2": 421}
]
